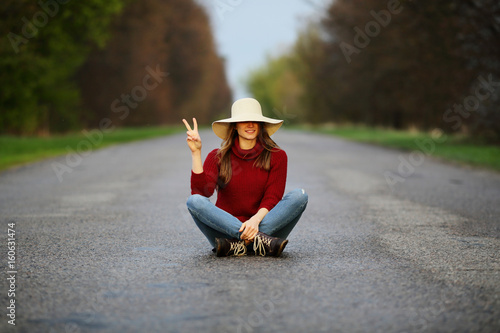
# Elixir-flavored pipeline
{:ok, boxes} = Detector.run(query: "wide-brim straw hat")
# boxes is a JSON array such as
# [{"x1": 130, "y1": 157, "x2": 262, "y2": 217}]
[{"x1": 212, "y1": 98, "x2": 283, "y2": 139}]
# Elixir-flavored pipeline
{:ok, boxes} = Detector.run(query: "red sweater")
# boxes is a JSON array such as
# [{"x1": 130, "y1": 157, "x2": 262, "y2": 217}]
[{"x1": 191, "y1": 139, "x2": 287, "y2": 222}]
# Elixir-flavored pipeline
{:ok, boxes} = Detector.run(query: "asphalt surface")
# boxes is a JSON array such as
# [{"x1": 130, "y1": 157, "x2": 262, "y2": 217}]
[{"x1": 0, "y1": 129, "x2": 499, "y2": 333}]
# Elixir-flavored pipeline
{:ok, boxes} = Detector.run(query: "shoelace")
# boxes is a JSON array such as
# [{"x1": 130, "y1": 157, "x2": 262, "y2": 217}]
[
  {"x1": 253, "y1": 235, "x2": 272, "y2": 256},
  {"x1": 230, "y1": 240, "x2": 247, "y2": 256}
]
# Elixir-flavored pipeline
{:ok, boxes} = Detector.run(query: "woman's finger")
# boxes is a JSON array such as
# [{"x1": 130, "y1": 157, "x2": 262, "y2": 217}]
[
  {"x1": 192, "y1": 118, "x2": 198, "y2": 132},
  {"x1": 182, "y1": 118, "x2": 192, "y2": 132}
]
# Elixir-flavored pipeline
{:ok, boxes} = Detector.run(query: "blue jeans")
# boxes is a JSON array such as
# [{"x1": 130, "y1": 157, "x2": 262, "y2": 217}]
[{"x1": 186, "y1": 188, "x2": 308, "y2": 247}]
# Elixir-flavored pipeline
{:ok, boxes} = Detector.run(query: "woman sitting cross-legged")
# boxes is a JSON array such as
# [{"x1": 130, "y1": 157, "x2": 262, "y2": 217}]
[{"x1": 183, "y1": 97, "x2": 308, "y2": 257}]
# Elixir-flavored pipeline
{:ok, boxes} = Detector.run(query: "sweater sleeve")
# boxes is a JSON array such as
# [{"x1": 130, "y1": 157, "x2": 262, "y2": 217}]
[
  {"x1": 191, "y1": 149, "x2": 219, "y2": 197},
  {"x1": 259, "y1": 149, "x2": 287, "y2": 211}
]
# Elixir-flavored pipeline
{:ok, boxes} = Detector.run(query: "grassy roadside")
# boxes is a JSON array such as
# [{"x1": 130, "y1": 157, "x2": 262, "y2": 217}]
[
  {"x1": 296, "y1": 125, "x2": 500, "y2": 172},
  {"x1": 2, "y1": 124, "x2": 499, "y2": 173},
  {"x1": 0, "y1": 126, "x2": 184, "y2": 172}
]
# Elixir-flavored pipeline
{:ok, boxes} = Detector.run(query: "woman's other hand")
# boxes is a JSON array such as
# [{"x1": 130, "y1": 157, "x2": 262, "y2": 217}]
[{"x1": 239, "y1": 217, "x2": 260, "y2": 242}]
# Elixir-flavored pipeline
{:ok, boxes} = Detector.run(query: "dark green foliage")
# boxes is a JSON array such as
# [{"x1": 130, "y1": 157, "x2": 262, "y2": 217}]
[
  {"x1": 0, "y1": 0, "x2": 232, "y2": 135},
  {"x1": 1, "y1": 0, "x2": 125, "y2": 134}
]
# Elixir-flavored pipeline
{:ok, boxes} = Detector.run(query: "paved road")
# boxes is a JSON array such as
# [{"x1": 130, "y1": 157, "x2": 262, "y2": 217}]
[{"x1": 1, "y1": 130, "x2": 499, "y2": 332}]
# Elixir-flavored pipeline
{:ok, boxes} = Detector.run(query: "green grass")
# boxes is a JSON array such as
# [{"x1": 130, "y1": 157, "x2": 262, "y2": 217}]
[
  {"x1": 2, "y1": 124, "x2": 499, "y2": 173},
  {"x1": 300, "y1": 125, "x2": 500, "y2": 171},
  {"x1": 0, "y1": 126, "x2": 184, "y2": 172}
]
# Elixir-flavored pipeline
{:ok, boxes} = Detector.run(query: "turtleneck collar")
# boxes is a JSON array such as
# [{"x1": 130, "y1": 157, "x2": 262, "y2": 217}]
[{"x1": 232, "y1": 137, "x2": 264, "y2": 160}]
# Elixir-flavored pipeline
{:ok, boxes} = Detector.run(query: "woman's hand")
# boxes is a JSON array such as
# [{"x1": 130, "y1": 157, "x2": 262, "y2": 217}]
[
  {"x1": 239, "y1": 216, "x2": 260, "y2": 242},
  {"x1": 183, "y1": 118, "x2": 203, "y2": 173},
  {"x1": 182, "y1": 118, "x2": 202, "y2": 153},
  {"x1": 239, "y1": 208, "x2": 269, "y2": 242}
]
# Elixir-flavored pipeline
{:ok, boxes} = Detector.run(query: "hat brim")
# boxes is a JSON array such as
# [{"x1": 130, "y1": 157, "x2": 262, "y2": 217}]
[{"x1": 212, "y1": 115, "x2": 283, "y2": 139}]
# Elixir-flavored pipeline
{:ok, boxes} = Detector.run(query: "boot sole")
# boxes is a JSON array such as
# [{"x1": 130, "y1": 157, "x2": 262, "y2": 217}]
[
  {"x1": 214, "y1": 238, "x2": 226, "y2": 257},
  {"x1": 275, "y1": 240, "x2": 288, "y2": 257}
]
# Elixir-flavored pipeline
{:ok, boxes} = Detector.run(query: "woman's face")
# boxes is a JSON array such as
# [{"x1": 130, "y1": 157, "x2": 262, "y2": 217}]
[{"x1": 235, "y1": 122, "x2": 260, "y2": 142}]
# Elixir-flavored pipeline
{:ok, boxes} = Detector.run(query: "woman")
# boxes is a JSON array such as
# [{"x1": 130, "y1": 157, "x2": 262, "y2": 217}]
[{"x1": 183, "y1": 98, "x2": 308, "y2": 257}]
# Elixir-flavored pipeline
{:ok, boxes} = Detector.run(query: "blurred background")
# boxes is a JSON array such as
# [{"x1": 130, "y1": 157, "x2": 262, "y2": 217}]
[{"x1": 1, "y1": 0, "x2": 499, "y2": 142}]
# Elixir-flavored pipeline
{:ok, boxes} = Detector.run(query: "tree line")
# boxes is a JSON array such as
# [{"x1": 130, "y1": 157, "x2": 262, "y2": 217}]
[
  {"x1": 246, "y1": 0, "x2": 500, "y2": 143},
  {"x1": 0, "y1": 0, "x2": 232, "y2": 135}
]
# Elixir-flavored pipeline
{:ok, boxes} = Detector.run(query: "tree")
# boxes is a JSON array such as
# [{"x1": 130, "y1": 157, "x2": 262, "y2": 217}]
[
  {"x1": 246, "y1": 52, "x2": 305, "y2": 124},
  {"x1": 0, "y1": 0, "x2": 126, "y2": 135},
  {"x1": 0, "y1": 0, "x2": 232, "y2": 134},
  {"x1": 78, "y1": 0, "x2": 232, "y2": 128},
  {"x1": 246, "y1": 0, "x2": 500, "y2": 142}
]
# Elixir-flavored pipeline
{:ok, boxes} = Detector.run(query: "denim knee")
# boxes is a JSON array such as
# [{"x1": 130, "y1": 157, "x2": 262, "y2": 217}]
[
  {"x1": 186, "y1": 194, "x2": 207, "y2": 211},
  {"x1": 287, "y1": 188, "x2": 308, "y2": 205}
]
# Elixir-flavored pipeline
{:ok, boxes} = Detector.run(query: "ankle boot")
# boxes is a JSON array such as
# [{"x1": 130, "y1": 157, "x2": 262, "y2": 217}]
[
  {"x1": 215, "y1": 238, "x2": 247, "y2": 257},
  {"x1": 253, "y1": 232, "x2": 288, "y2": 257}
]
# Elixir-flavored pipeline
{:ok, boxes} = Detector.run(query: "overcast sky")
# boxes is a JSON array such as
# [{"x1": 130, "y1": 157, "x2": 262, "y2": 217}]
[{"x1": 198, "y1": 0, "x2": 329, "y2": 99}]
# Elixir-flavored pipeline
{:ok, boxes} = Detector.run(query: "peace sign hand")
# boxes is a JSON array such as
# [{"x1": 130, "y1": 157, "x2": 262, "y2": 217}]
[{"x1": 182, "y1": 118, "x2": 202, "y2": 153}]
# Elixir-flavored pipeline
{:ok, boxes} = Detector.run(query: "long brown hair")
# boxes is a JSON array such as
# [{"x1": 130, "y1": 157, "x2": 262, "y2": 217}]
[{"x1": 216, "y1": 122, "x2": 280, "y2": 187}]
